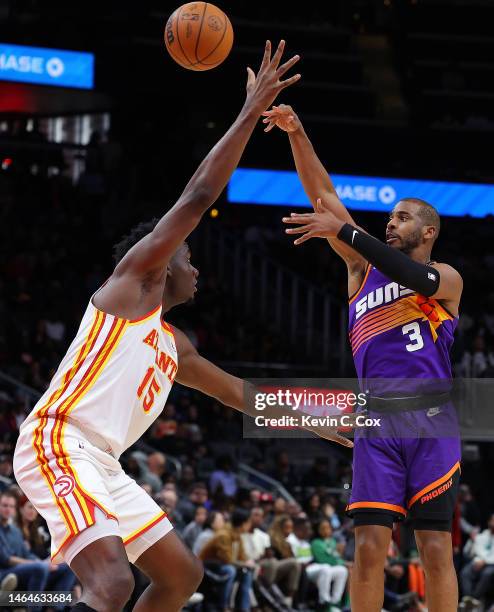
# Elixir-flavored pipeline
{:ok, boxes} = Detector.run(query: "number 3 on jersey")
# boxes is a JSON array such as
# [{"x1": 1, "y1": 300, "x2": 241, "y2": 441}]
[
  {"x1": 137, "y1": 366, "x2": 162, "y2": 412},
  {"x1": 402, "y1": 322, "x2": 424, "y2": 352}
]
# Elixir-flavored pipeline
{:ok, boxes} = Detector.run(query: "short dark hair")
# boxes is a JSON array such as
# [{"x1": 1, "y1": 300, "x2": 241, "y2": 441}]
[
  {"x1": 113, "y1": 218, "x2": 160, "y2": 264},
  {"x1": 231, "y1": 508, "x2": 251, "y2": 528},
  {"x1": 401, "y1": 198, "x2": 441, "y2": 238}
]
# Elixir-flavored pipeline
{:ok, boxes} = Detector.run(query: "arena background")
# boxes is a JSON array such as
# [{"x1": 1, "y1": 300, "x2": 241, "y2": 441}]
[{"x1": 1, "y1": 1, "x2": 494, "y2": 610}]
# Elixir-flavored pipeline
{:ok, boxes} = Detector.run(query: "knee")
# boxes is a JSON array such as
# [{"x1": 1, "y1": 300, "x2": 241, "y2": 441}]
[
  {"x1": 155, "y1": 554, "x2": 204, "y2": 598},
  {"x1": 30, "y1": 561, "x2": 49, "y2": 578},
  {"x1": 223, "y1": 564, "x2": 237, "y2": 578},
  {"x1": 184, "y1": 556, "x2": 204, "y2": 595},
  {"x1": 86, "y1": 562, "x2": 134, "y2": 611},
  {"x1": 418, "y1": 539, "x2": 451, "y2": 575},
  {"x1": 355, "y1": 536, "x2": 385, "y2": 571}
]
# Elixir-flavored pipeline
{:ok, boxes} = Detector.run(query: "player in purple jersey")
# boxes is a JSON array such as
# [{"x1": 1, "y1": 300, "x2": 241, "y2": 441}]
[{"x1": 264, "y1": 104, "x2": 463, "y2": 612}]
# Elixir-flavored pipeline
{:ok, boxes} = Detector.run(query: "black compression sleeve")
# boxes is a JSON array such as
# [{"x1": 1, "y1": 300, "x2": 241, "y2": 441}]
[{"x1": 337, "y1": 223, "x2": 440, "y2": 297}]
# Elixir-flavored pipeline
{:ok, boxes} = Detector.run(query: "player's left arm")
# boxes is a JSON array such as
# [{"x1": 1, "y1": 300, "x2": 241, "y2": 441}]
[{"x1": 172, "y1": 326, "x2": 353, "y2": 447}]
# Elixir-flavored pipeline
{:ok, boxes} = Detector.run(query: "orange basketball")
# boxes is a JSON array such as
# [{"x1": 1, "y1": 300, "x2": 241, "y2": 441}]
[{"x1": 164, "y1": 2, "x2": 234, "y2": 71}]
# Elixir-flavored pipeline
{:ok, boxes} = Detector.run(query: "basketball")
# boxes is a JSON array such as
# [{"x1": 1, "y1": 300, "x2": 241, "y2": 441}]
[{"x1": 164, "y1": 2, "x2": 234, "y2": 71}]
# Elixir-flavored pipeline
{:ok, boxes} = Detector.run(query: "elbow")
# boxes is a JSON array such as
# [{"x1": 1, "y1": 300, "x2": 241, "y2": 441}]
[{"x1": 182, "y1": 186, "x2": 213, "y2": 212}]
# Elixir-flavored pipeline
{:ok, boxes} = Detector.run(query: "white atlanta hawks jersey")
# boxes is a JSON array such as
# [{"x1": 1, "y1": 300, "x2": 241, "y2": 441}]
[{"x1": 20, "y1": 300, "x2": 178, "y2": 459}]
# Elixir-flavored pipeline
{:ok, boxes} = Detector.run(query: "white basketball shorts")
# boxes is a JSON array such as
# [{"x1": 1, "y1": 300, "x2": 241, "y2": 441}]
[{"x1": 13, "y1": 418, "x2": 173, "y2": 566}]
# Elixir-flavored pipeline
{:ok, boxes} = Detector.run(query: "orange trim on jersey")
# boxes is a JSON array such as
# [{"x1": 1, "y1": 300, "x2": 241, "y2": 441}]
[
  {"x1": 352, "y1": 309, "x2": 424, "y2": 355},
  {"x1": 407, "y1": 461, "x2": 460, "y2": 509},
  {"x1": 123, "y1": 511, "x2": 168, "y2": 546},
  {"x1": 47, "y1": 318, "x2": 128, "y2": 531},
  {"x1": 347, "y1": 501, "x2": 407, "y2": 516},
  {"x1": 32, "y1": 414, "x2": 77, "y2": 536},
  {"x1": 350, "y1": 301, "x2": 418, "y2": 345},
  {"x1": 32, "y1": 310, "x2": 104, "y2": 537},
  {"x1": 350, "y1": 297, "x2": 417, "y2": 339},
  {"x1": 128, "y1": 304, "x2": 162, "y2": 325},
  {"x1": 50, "y1": 530, "x2": 76, "y2": 561},
  {"x1": 49, "y1": 311, "x2": 107, "y2": 528},
  {"x1": 161, "y1": 320, "x2": 175, "y2": 339},
  {"x1": 348, "y1": 264, "x2": 371, "y2": 305}
]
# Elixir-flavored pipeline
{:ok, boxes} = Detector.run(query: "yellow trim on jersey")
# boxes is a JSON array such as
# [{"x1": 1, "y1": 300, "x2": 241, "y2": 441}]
[
  {"x1": 32, "y1": 309, "x2": 103, "y2": 537},
  {"x1": 128, "y1": 304, "x2": 162, "y2": 325},
  {"x1": 123, "y1": 510, "x2": 167, "y2": 545},
  {"x1": 52, "y1": 318, "x2": 128, "y2": 528}
]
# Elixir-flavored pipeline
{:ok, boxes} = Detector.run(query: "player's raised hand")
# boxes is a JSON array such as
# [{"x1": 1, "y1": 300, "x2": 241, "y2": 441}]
[
  {"x1": 283, "y1": 197, "x2": 346, "y2": 245},
  {"x1": 261, "y1": 103, "x2": 302, "y2": 133},
  {"x1": 245, "y1": 40, "x2": 301, "y2": 115}
]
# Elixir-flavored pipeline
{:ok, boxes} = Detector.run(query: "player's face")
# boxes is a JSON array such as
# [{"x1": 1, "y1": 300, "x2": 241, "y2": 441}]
[
  {"x1": 386, "y1": 202, "x2": 425, "y2": 254},
  {"x1": 166, "y1": 243, "x2": 199, "y2": 304}
]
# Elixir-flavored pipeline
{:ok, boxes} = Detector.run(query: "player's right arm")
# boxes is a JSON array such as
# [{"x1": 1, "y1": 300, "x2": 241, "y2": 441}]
[
  {"x1": 262, "y1": 104, "x2": 367, "y2": 291},
  {"x1": 94, "y1": 41, "x2": 301, "y2": 318}
]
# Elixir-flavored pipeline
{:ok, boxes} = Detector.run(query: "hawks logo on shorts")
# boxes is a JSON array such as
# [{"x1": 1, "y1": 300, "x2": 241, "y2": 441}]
[{"x1": 54, "y1": 474, "x2": 76, "y2": 497}]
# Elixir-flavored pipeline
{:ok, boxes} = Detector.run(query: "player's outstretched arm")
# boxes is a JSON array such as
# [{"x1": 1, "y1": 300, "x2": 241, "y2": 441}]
[
  {"x1": 283, "y1": 199, "x2": 463, "y2": 304},
  {"x1": 173, "y1": 326, "x2": 353, "y2": 448},
  {"x1": 262, "y1": 104, "x2": 366, "y2": 275},
  {"x1": 115, "y1": 41, "x2": 300, "y2": 279}
]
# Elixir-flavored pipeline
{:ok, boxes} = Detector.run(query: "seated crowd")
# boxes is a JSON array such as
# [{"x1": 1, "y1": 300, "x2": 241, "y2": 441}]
[{"x1": 0, "y1": 392, "x2": 492, "y2": 611}]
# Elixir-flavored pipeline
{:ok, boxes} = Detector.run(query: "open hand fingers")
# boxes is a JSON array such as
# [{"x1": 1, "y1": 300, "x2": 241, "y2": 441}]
[
  {"x1": 277, "y1": 54, "x2": 300, "y2": 78},
  {"x1": 293, "y1": 232, "x2": 316, "y2": 245},
  {"x1": 279, "y1": 73, "x2": 301, "y2": 89},
  {"x1": 285, "y1": 225, "x2": 310, "y2": 235},
  {"x1": 270, "y1": 39, "x2": 285, "y2": 70},
  {"x1": 282, "y1": 214, "x2": 314, "y2": 223},
  {"x1": 259, "y1": 40, "x2": 271, "y2": 72}
]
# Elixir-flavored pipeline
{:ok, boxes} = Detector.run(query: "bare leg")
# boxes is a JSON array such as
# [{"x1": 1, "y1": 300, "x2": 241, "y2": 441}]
[
  {"x1": 350, "y1": 525, "x2": 392, "y2": 612},
  {"x1": 70, "y1": 536, "x2": 135, "y2": 612},
  {"x1": 133, "y1": 530, "x2": 204, "y2": 612},
  {"x1": 415, "y1": 530, "x2": 458, "y2": 612}
]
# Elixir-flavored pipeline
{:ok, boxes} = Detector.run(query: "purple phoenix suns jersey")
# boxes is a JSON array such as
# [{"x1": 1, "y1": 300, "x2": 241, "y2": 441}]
[{"x1": 348, "y1": 264, "x2": 458, "y2": 392}]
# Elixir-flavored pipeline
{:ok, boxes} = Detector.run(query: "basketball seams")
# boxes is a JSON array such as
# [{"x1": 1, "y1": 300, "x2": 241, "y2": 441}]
[
  {"x1": 197, "y1": 10, "x2": 230, "y2": 65},
  {"x1": 175, "y1": 4, "x2": 195, "y2": 66},
  {"x1": 193, "y1": 2, "x2": 208, "y2": 64}
]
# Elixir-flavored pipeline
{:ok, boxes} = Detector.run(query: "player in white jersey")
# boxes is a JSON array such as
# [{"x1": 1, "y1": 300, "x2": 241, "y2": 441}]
[{"x1": 12, "y1": 41, "x2": 312, "y2": 612}]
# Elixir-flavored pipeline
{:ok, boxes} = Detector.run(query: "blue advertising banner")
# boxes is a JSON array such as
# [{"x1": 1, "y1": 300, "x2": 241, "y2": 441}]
[
  {"x1": 228, "y1": 168, "x2": 494, "y2": 218},
  {"x1": 0, "y1": 43, "x2": 94, "y2": 89}
]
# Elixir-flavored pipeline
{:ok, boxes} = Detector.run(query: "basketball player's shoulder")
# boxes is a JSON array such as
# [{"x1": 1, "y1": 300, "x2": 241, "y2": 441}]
[{"x1": 430, "y1": 262, "x2": 463, "y2": 284}]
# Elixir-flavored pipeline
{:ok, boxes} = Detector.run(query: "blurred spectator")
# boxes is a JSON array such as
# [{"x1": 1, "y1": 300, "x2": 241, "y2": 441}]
[
  {"x1": 0, "y1": 455, "x2": 13, "y2": 493},
  {"x1": 460, "y1": 513, "x2": 494, "y2": 606},
  {"x1": 199, "y1": 509, "x2": 255, "y2": 612},
  {"x1": 210, "y1": 455, "x2": 238, "y2": 499},
  {"x1": 269, "y1": 450, "x2": 299, "y2": 489},
  {"x1": 305, "y1": 493, "x2": 323, "y2": 524},
  {"x1": 182, "y1": 505, "x2": 208, "y2": 550},
  {"x1": 177, "y1": 482, "x2": 210, "y2": 524},
  {"x1": 0, "y1": 491, "x2": 76, "y2": 612},
  {"x1": 193, "y1": 511, "x2": 225, "y2": 557},
  {"x1": 243, "y1": 507, "x2": 301, "y2": 608},
  {"x1": 458, "y1": 484, "x2": 481, "y2": 548},
  {"x1": 131, "y1": 450, "x2": 168, "y2": 494},
  {"x1": 269, "y1": 516, "x2": 295, "y2": 560},
  {"x1": 303, "y1": 457, "x2": 334, "y2": 488},
  {"x1": 157, "y1": 488, "x2": 185, "y2": 532},
  {"x1": 287, "y1": 517, "x2": 344, "y2": 608}
]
